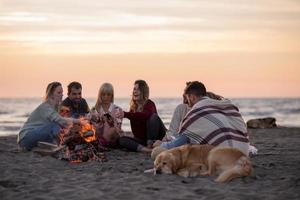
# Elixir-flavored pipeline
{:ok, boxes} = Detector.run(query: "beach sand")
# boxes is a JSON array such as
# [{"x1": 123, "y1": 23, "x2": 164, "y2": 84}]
[{"x1": 1, "y1": 128, "x2": 300, "y2": 200}]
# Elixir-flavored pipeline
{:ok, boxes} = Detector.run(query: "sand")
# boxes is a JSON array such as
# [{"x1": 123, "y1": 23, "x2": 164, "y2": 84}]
[{"x1": 1, "y1": 128, "x2": 300, "y2": 200}]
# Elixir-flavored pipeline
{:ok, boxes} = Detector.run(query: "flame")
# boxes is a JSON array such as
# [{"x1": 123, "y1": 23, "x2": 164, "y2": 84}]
[
  {"x1": 70, "y1": 160, "x2": 82, "y2": 163},
  {"x1": 79, "y1": 120, "x2": 96, "y2": 143},
  {"x1": 57, "y1": 117, "x2": 99, "y2": 163}
]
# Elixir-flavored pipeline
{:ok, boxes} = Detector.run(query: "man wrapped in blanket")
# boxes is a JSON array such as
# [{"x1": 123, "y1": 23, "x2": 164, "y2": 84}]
[{"x1": 153, "y1": 81, "x2": 250, "y2": 156}]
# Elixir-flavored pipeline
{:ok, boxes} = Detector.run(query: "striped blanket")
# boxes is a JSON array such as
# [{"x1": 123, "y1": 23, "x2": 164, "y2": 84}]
[{"x1": 178, "y1": 97, "x2": 249, "y2": 155}]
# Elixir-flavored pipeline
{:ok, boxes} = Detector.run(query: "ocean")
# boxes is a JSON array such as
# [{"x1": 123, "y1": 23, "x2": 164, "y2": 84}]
[{"x1": 0, "y1": 98, "x2": 299, "y2": 136}]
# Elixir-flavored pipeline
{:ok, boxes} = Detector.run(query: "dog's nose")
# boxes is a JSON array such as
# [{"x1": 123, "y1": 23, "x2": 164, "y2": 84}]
[{"x1": 155, "y1": 169, "x2": 162, "y2": 174}]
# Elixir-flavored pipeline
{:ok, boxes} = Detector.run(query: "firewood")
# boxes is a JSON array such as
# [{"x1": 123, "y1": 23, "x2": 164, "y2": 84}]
[{"x1": 37, "y1": 141, "x2": 59, "y2": 150}]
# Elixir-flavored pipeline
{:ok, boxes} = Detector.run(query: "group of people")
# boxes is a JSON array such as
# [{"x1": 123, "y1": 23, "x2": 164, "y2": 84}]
[{"x1": 17, "y1": 80, "x2": 250, "y2": 157}]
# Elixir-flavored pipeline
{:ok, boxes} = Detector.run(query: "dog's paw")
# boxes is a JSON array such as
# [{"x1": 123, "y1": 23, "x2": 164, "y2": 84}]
[
  {"x1": 189, "y1": 171, "x2": 200, "y2": 177},
  {"x1": 200, "y1": 171, "x2": 210, "y2": 176},
  {"x1": 177, "y1": 169, "x2": 190, "y2": 178}
]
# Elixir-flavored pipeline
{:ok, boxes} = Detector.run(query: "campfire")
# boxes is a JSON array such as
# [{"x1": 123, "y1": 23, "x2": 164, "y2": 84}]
[
  {"x1": 25, "y1": 119, "x2": 107, "y2": 163},
  {"x1": 33, "y1": 116, "x2": 108, "y2": 163},
  {"x1": 55, "y1": 121, "x2": 107, "y2": 163},
  {"x1": 29, "y1": 106, "x2": 109, "y2": 162}
]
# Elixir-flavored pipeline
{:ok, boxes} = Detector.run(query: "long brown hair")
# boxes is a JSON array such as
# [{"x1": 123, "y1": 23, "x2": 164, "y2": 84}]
[{"x1": 129, "y1": 80, "x2": 149, "y2": 112}]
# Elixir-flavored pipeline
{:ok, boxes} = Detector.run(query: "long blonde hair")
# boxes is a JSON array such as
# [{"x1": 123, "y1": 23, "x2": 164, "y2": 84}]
[
  {"x1": 44, "y1": 82, "x2": 62, "y2": 101},
  {"x1": 44, "y1": 82, "x2": 62, "y2": 110},
  {"x1": 130, "y1": 80, "x2": 149, "y2": 112},
  {"x1": 94, "y1": 83, "x2": 114, "y2": 111}
]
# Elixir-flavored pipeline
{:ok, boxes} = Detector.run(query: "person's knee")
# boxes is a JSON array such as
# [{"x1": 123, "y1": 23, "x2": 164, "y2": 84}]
[
  {"x1": 147, "y1": 113, "x2": 160, "y2": 127},
  {"x1": 51, "y1": 123, "x2": 61, "y2": 136},
  {"x1": 149, "y1": 113, "x2": 159, "y2": 121},
  {"x1": 19, "y1": 137, "x2": 35, "y2": 151}
]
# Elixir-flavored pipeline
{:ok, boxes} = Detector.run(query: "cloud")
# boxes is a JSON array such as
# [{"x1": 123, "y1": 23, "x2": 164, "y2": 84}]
[{"x1": 0, "y1": 0, "x2": 299, "y2": 54}]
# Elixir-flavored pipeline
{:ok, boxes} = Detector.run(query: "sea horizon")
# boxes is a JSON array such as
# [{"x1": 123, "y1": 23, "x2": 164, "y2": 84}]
[{"x1": 0, "y1": 97, "x2": 299, "y2": 137}]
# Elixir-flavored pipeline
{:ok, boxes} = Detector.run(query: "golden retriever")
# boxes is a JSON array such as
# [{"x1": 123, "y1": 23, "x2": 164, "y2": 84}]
[
  {"x1": 201, "y1": 146, "x2": 253, "y2": 182},
  {"x1": 153, "y1": 144, "x2": 253, "y2": 182},
  {"x1": 154, "y1": 144, "x2": 214, "y2": 177}
]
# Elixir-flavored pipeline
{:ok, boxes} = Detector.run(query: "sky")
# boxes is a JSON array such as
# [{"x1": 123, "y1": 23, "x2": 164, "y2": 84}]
[{"x1": 0, "y1": 0, "x2": 300, "y2": 98}]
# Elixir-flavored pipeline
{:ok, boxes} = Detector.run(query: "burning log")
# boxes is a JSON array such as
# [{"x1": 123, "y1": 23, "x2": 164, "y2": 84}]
[
  {"x1": 83, "y1": 130, "x2": 94, "y2": 137},
  {"x1": 79, "y1": 122, "x2": 97, "y2": 143}
]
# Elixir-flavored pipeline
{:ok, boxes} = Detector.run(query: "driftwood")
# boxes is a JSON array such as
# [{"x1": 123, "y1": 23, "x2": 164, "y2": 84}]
[
  {"x1": 37, "y1": 141, "x2": 59, "y2": 149},
  {"x1": 32, "y1": 142, "x2": 66, "y2": 157},
  {"x1": 247, "y1": 117, "x2": 277, "y2": 129}
]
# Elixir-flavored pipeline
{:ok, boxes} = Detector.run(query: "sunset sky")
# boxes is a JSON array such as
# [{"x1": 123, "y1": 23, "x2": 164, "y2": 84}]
[{"x1": 1, "y1": 0, "x2": 300, "y2": 98}]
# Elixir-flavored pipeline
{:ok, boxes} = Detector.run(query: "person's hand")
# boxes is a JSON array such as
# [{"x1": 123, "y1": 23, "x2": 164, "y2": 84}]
[
  {"x1": 161, "y1": 135, "x2": 169, "y2": 142},
  {"x1": 115, "y1": 110, "x2": 124, "y2": 119},
  {"x1": 89, "y1": 113, "x2": 99, "y2": 122},
  {"x1": 115, "y1": 126, "x2": 123, "y2": 134},
  {"x1": 153, "y1": 140, "x2": 162, "y2": 148},
  {"x1": 206, "y1": 91, "x2": 223, "y2": 100},
  {"x1": 79, "y1": 118, "x2": 89, "y2": 126}
]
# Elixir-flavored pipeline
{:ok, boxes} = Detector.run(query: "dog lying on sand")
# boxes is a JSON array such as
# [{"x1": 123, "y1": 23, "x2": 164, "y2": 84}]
[
  {"x1": 201, "y1": 146, "x2": 252, "y2": 182},
  {"x1": 153, "y1": 144, "x2": 213, "y2": 178},
  {"x1": 146, "y1": 144, "x2": 252, "y2": 182}
]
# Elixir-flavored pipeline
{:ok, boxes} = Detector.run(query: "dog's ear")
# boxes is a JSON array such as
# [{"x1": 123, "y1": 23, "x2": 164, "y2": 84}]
[
  {"x1": 151, "y1": 146, "x2": 167, "y2": 160},
  {"x1": 169, "y1": 152, "x2": 180, "y2": 173},
  {"x1": 178, "y1": 146, "x2": 189, "y2": 164},
  {"x1": 154, "y1": 153, "x2": 162, "y2": 167}
]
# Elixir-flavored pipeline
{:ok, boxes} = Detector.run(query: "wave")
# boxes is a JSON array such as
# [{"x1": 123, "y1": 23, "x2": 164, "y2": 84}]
[
  {"x1": 16, "y1": 113, "x2": 30, "y2": 118},
  {"x1": 0, "y1": 126, "x2": 21, "y2": 131},
  {"x1": 0, "y1": 98, "x2": 299, "y2": 129},
  {"x1": 0, "y1": 121, "x2": 24, "y2": 124},
  {"x1": 0, "y1": 111, "x2": 11, "y2": 115},
  {"x1": 278, "y1": 108, "x2": 300, "y2": 114},
  {"x1": 242, "y1": 111, "x2": 274, "y2": 116}
]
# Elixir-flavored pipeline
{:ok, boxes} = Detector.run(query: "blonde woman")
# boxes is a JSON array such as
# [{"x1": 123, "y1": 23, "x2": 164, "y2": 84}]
[
  {"x1": 18, "y1": 82, "x2": 84, "y2": 151},
  {"x1": 90, "y1": 83, "x2": 123, "y2": 148},
  {"x1": 116, "y1": 80, "x2": 166, "y2": 152}
]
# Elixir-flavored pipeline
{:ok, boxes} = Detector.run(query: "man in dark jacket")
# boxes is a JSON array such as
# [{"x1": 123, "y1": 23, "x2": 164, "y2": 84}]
[{"x1": 62, "y1": 81, "x2": 89, "y2": 118}]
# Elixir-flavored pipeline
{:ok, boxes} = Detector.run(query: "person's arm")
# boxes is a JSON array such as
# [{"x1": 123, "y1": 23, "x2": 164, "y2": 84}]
[
  {"x1": 65, "y1": 117, "x2": 82, "y2": 125},
  {"x1": 114, "y1": 107, "x2": 122, "y2": 127},
  {"x1": 45, "y1": 104, "x2": 82, "y2": 127},
  {"x1": 83, "y1": 99, "x2": 90, "y2": 113},
  {"x1": 88, "y1": 106, "x2": 99, "y2": 122},
  {"x1": 168, "y1": 104, "x2": 189, "y2": 137},
  {"x1": 160, "y1": 134, "x2": 190, "y2": 149},
  {"x1": 124, "y1": 101, "x2": 156, "y2": 120}
]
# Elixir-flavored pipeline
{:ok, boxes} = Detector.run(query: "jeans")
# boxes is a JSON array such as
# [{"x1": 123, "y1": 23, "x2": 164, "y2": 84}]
[
  {"x1": 160, "y1": 134, "x2": 190, "y2": 149},
  {"x1": 19, "y1": 122, "x2": 61, "y2": 151},
  {"x1": 119, "y1": 113, "x2": 166, "y2": 152}
]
